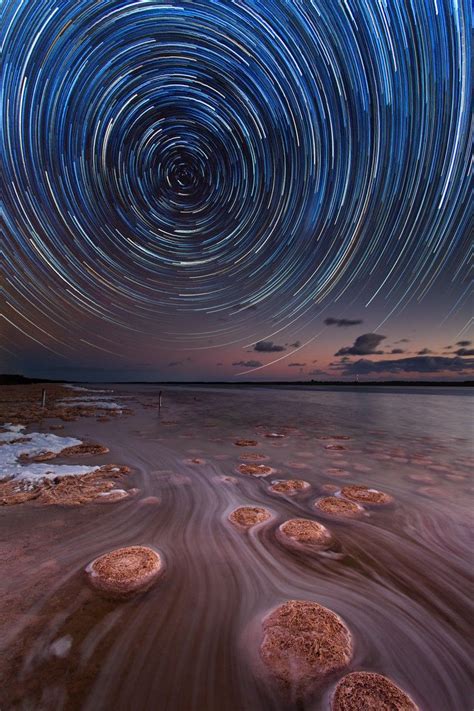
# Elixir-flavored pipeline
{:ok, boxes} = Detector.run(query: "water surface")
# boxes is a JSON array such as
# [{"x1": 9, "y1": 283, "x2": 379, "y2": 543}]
[{"x1": 1, "y1": 385, "x2": 472, "y2": 710}]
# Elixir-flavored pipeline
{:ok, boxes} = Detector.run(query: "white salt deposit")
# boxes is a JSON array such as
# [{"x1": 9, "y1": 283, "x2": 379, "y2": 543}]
[
  {"x1": 64, "y1": 385, "x2": 111, "y2": 393},
  {"x1": 49, "y1": 635, "x2": 73, "y2": 658},
  {"x1": 58, "y1": 400, "x2": 123, "y2": 410},
  {"x1": 0, "y1": 424, "x2": 99, "y2": 483}
]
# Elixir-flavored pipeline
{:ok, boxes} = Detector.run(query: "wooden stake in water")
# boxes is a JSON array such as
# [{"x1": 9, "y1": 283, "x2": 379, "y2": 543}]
[
  {"x1": 41, "y1": 388, "x2": 46, "y2": 408},
  {"x1": 159, "y1": 391, "x2": 162, "y2": 411}
]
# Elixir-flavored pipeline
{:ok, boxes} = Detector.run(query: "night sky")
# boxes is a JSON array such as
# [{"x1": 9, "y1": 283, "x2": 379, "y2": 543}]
[{"x1": 2, "y1": 0, "x2": 472, "y2": 382}]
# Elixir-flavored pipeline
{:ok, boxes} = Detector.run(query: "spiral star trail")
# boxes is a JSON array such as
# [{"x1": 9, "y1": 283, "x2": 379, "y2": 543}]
[{"x1": 1, "y1": 0, "x2": 471, "y2": 379}]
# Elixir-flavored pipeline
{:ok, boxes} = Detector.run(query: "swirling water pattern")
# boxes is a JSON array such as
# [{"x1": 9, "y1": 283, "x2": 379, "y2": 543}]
[
  {"x1": 0, "y1": 385, "x2": 472, "y2": 709},
  {"x1": 2, "y1": 0, "x2": 471, "y2": 351}
]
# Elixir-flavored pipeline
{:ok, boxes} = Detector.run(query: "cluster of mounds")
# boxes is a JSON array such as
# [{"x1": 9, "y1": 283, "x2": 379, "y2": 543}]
[
  {"x1": 238, "y1": 463, "x2": 273, "y2": 477},
  {"x1": 260, "y1": 600, "x2": 353, "y2": 690},
  {"x1": 0, "y1": 464, "x2": 133, "y2": 506},
  {"x1": 258, "y1": 601, "x2": 418, "y2": 706},
  {"x1": 228, "y1": 506, "x2": 272, "y2": 529},
  {"x1": 278, "y1": 519, "x2": 333, "y2": 549},
  {"x1": 315, "y1": 485, "x2": 393, "y2": 519},
  {"x1": 331, "y1": 671, "x2": 419, "y2": 710},
  {"x1": 0, "y1": 384, "x2": 130, "y2": 427},
  {"x1": 269, "y1": 479, "x2": 310, "y2": 495},
  {"x1": 86, "y1": 546, "x2": 163, "y2": 599}
]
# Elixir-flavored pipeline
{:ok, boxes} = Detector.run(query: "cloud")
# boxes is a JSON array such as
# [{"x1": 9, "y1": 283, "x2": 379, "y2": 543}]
[
  {"x1": 417, "y1": 348, "x2": 432, "y2": 355},
  {"x1": 340, "y1": 356, "x2": 474, "y2": 376},
  {"x1": 396, "y1": 338, "x2": 410, "y2": 343},
  {"x1": 288, "y1": 362, "x2": 306, "y2": 367},
  {"x1": 167, "y1": 361, "x2": 183, "y2": 367},
  {"x1": 254, "y1": 340, "x2": 286, "y2": 352},
  {"x1": 324, "y1": 317, "x2": 363, "y2": 327},
  {"x1": 335, "y1": 333, "x2": 386, "y2": 356},
  {"x1": 232, "y1": 360, "x2": 262, "y2": 368},
  {"x1": 216, "y1": 362, "x2": 223, "y2": 366},
  {"x1": 456, "y1": 348, "x2": 474, "y2": 356},
  {"x1": 290, "y1": 341, "x2": 301, "y2": 348},
  {"x1": 391, "y1": 348, "x2": 405, "y2": 354},
  {"x1": 457, "y1": 340, "x2": 471, "y2": 347}
]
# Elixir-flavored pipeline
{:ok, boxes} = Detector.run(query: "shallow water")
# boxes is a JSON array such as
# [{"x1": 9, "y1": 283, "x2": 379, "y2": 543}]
[{"x1": 1, "y1": 385, "x2": 473, "y2": 710}]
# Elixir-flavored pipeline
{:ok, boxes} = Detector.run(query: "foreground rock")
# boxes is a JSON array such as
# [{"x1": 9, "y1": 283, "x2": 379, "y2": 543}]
[
  {"x1": 229, "y1": 506, "x2": 271, "y2": 529},
  {"x1": 332, "y1": 671, "x2": 419, "y2": 710},
  {"x1": 278, "y1": 518, "x2": 332, "y2": 548},
  {"x1": 86, "y1": 546, "x2": 163, "y2": 598},
  {"x1": 260, "y1": 600, "x2": 352, "y2": 690}
]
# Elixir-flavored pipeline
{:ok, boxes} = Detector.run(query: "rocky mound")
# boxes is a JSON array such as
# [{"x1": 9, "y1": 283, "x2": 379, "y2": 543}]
[
  {"x1": 331, "y1": 671, "x2": 419, "y2": 710},
  {"x1": 341, "y1": 485, "x2": 393, "y2": 506},
  {"x1": 260, "y1": 600, "x2": 353, "y2": 688},
  {"x1": 86, "y1": 545, "x2": 163, "y2": 598},
  {"x1": 269, "y1": 479, "x2": 310, "y2": 495},
  {"x1": 234, "y1": 439, "x2": 258, "y2": 447},
  {"x1": 315, "y1": 496, "x2": 364, "y2": 518},
  {"x1": 229, "y1": 506, "x2": 271, "y2": 528},
  {"x1": 279, "y1": 519, "x2": 332, "y2": 547},
  {"x1": 238, "y1": 463, "x2": 272, "y2": 477}
]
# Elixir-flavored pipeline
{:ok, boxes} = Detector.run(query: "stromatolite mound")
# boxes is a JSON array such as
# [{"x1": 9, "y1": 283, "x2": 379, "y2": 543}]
[
  {"x1": 269, "y1": 479, "x2": 310, "y2": 495},
  {"x1": 279, "y1": 518, "x2": 332, "y2": 548},
  {"x1": 332, "y1": 671, "x2": 419, "y2": 710},
  {"x1": 229, "y1": 506, "x2": 271, "y2": 528},
  {"x1": 86, "y1": 545, "x2": 163, "y2": 598},
  {"x1": 315, "y1": 496, "x2": 364, "y2": 518},
  {"x1": 234, "y1": 439, "x2": 258, "y2": 447},
  {"x1": 59, "y1": 443, "x2": 110, "y2": 457},
  {"x1": 341, "y1": 485, "x2": 393, "y2": 506},
  {"x1": 238, "y1": 463, "x2": 272, "y2": 477},
  {"x1": 239, "y1": 452, "x2": 268, "y2": 461},
  {"x1": 260, "y1": 600, "x2": 353, "y2": 688}
]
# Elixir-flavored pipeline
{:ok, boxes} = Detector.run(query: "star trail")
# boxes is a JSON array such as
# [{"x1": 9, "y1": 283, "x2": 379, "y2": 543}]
[{"x1": 1, "y1": 0, "x2": 471, "y2": 379}]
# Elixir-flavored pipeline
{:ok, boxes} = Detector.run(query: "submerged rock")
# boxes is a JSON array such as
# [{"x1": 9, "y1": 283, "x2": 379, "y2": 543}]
[
  {"x1": 239, "y1": 452, "x2": 268, "y2": 461},
  {"x1": 229, "y1": 506, "x2": 271, "y2": 528},
  {"x1": 86, "y1": 545, "x2": 163, "y2": 598},
  {"x1": 260, "y1": 600, "x2": 352, "y2": 689},
  {"x1": 234, "y1": 439, "x2": 258, "y2": 447},
  {"x1": 315, "y1": 496, "x2": 364, "y2": 518},
  {"x1": 331, "y1": 671, "x2": 419, "y2": 710}
]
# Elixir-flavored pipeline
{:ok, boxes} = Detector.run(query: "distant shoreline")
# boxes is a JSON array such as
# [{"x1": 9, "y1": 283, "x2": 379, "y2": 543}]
[{"x1": 1, "y1": 373, "x2": 472, "y2": 388}]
